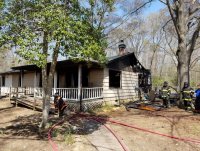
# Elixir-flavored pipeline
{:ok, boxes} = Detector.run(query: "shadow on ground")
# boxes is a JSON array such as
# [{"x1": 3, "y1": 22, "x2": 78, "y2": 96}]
[{"x1": 0, "y1": 107, "x2": 109, "y2": 140}]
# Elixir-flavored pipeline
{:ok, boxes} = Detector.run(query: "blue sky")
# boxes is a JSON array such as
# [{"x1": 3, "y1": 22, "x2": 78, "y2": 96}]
[
  {"x1": 114, "y1": 0, "x2": 166, "y2": 19},
  {"x1": 144, "y1": 0, "x2": 166, "y2": 15}
]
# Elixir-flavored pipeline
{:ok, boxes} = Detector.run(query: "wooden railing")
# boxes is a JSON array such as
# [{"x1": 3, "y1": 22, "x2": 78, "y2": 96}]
[
  {"x1": 0, "y1": 87, "x2": 10, "y2": 96},
  {"x1": 52, "y1": 88, "x2": 78, "y2": 101},
  {"x1": 82, "y1": 87, "x2": 103, "y2": 100},
  {"x1": 34, "y1": 88, "x2": 43, "y2": 98},
  {"x1": 1, "y1": 87, "x2": 103, "y2": 101},
  {"x1": 0, "y1": 87, "x2": 34, "y2": 96}
]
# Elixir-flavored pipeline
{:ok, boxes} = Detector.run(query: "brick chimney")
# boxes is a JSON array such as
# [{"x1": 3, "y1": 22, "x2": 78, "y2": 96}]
[{"x1": 118, "y1": 40, "x2": 126, "y2": 55}]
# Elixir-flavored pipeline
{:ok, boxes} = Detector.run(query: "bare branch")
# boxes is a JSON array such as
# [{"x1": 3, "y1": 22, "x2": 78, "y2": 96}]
[
  {"x1": 190, "y1": 55, "x2": 200, "y2": 69},
  {"x1": 159, "y1": 0, "x2": 167, "y2": 5},
  {"x1": 166, "y1": 0, "x2": 180, "y2": 37},
  {"x1": 189, "y1": 5, "x2": 200, "y2": 16},
  {"x1": 105, "y1": 0, "x2": 154, "y2": 36},
  {"x1": 162, "y1": 19, "x2": 172, "y2": 30},
  {"x1": 188, "y1": 20, "x2": 200, "y2": 53}
]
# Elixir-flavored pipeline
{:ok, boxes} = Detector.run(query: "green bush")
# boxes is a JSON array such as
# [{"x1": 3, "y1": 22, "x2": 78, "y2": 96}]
[{"x1": 152, "y1": 76, "x2": 165, "y2": 87}]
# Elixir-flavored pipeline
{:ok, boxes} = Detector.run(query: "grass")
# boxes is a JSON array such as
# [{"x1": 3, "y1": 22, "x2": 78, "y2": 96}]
[
  {"x1": 63, "y1": 128, "x2": 75, "y2": 145},
  {"x1": 51, "y1": 124, "x2": 75, "y2": 145},
  {"x1": 87, "y1": 102, "x2": 123, "y2": 114},
  {"x1": 51, "y1": 129, "x2": 59, "y2": 137}
]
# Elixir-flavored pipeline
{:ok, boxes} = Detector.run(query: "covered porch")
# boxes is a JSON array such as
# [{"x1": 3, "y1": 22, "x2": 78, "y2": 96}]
[{"x1": 8, "y1": 60, "x2": 104, "y2": 101}]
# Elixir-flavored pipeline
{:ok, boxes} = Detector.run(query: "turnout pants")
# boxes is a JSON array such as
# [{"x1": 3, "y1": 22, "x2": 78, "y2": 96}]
[
  {"x1": 195, "y1": 98, "x2": 200, "y2": 111},
  {"x1": 163, "y1": 97, "x2": 170, "y2": 108},
  {"x1": 184, "y1": 100, "x2": 192, "y2": 110}
]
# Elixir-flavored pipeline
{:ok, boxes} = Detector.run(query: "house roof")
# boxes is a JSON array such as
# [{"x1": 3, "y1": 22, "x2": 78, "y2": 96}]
[
  {"x1": 11, "y1": 59, "x2": 101, "y2": 71},
  {"x1": 0, "y1": 69, "x2": 20, "y2": 75},
  {"x1": 11, "y1": 64, "x2": 41, "y2": 71},
  {"x1": 107, "y1": 52, "x2": 149, "y2": 72},
  {"x1": 8, "y1": 52, "x2": 149, "y2": 73}
]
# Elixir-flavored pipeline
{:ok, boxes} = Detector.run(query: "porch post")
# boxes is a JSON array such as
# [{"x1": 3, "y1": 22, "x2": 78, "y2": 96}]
[
  {"x1": 34, "y1": 71, "x2": 37, "y2": 87},
  {"x1": 78, "y1": 64, "x2": 82, "y2": 112},
  {"x1": 53, "y1": 71, "x2": 58, "y2": 94},
  {"x1": 20, "y1": 70, "x2": 23, "y2": 87},
  {"x1": 54, "y1": 71, "x2": 57, "y2": 88}
]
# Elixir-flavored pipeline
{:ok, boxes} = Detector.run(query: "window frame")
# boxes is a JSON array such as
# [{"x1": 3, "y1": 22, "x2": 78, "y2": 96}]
[
  {"x1": 109, "y1": 69, "x2": 122, "y2": 89},
  {"x1": 2, "y1": 76, "x2": 5, "y2": 86}
]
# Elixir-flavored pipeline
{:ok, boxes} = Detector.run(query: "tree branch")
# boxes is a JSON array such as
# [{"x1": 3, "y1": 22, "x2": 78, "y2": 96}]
[
  {"x1": 105, "y1": 0, "x2": 154, "y2": 36},
  {"x1": 189, "y1": 5, "x2": 200, "y2": 16},
  {"x1": 162, "y1": 18, "x2": 172, "y2": 30},
  {"x1": 188, "y1": 20, "x2": 200, "y2": 54},
  {"x1": 166, "y1": 0, "x2": 180, "y2": 38},
  {"x1": 159, "y1": 0, "x2": 167, "y2": 5},
  {"x1": 190, "y1": 55, "x2": 200, "y2": 69}
]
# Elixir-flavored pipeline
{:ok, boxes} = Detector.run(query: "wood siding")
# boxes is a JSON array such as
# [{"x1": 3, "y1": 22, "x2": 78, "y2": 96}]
[
  {"x1": 88, "y1": 69, "x2": 103, "y2": 87},
  {"x1": 23, "y1": 72, "x2": 35, "y2": 87},
  {"x1": 103, "y1": 68, "x2": 138, "y2": 102},
  {"x1": 5, "y1": 75, "x2": 12, "y2": 87},
  {"x1": 12, "y1": 74, "x2": 19, "y2": 87},
  {"x1": 59, "y1": 73, "x2": 65, "y2": 88}
]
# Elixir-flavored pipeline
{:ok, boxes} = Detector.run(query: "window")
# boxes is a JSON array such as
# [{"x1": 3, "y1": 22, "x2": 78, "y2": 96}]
[
  {"x1": 109, "y1": 70, "x2": 121, "y2": 88},
  {"x1": 18, "y1": 75, "x2": 21, "y2": 87},
  {"x1": 2, "y1": 76, "x2": 5, "y2": 86}
]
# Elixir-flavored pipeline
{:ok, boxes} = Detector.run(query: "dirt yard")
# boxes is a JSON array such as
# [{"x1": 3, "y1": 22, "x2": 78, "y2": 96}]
[{"x1": 0, "y1": 98, "x2": 200, "y2": 151}]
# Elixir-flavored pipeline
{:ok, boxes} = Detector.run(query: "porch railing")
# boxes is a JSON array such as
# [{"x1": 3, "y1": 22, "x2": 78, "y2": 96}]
[
  {"x1": 1, "y1": 86, "x2": 103, "y2": 101},
  {"x1": 82, "y1": 87, "x2": 103, "y2": 100},
  {"x1": 34, "y1": 88, "x2": 43, "y2": 98},
  {"x1": 52, "y1": 88, "x2": 78, "y2": 101},
  {"x1": 0, "y1": 87, "x2": 10, "y2": 95},
  {"x1": 52, "y1": 87, "x2": 103, "y2": 101}
]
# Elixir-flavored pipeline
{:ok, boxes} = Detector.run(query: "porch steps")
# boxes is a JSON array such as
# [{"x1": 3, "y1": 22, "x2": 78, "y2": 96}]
[{"x1": 12, "y1": 96, "x2": 55, "y2": 113}]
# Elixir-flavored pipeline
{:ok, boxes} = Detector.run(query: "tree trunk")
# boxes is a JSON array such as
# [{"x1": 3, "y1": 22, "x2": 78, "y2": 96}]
[
  {"x1": 150, "y1": 50, "x2": 156, "y2": 72},
  {"x1": 177, "y1": 47, "x2": 190, "y2": 106},
  {"x1": 159, "y1": 54, "x2": 166, "y2": 78},
  {"x1": 40, "y1": 67, "x2": 56, "y2": 129},
  {"x1": 40, "y1": 66, "x2": 52, "y2": 128},
  {"x1": 40, "y1": 40, "x2": 60, "y2": 129}
]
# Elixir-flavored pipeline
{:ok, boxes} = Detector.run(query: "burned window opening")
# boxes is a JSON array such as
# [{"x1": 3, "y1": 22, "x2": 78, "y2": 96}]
[
  {"x1": 2, "y1": 76, "x2": 5, "y2": 86},
  {"x1": 109, "y1": 70, "x2": 121, "y2": 88}
]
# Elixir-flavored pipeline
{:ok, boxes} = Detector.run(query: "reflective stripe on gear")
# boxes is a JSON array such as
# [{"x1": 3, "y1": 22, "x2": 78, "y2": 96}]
[
  {"x1": 162, "y1": 90, "x2": 169, "y2": 92},
  {"x1": 183, "y1": 91, "x2": 192, "y2": 93},
  {"x1": 183, "y1": 98, "x2": 192, "y2": 101}
]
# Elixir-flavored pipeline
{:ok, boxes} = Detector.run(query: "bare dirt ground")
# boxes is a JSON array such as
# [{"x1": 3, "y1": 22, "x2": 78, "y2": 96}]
[{"x1": 0, "y1": 98, "x2": 200, "y2": 151}]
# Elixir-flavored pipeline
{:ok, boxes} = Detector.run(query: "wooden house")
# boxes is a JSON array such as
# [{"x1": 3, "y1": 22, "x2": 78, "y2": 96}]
[{"x1": 0, "y1": 42, "x2": 151, "y2": 104}]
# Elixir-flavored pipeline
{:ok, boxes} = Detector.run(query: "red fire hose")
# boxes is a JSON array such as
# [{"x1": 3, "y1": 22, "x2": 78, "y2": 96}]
[
  {"x1": 90, "y1": 117, "x2": 129, "y2": 151},
  {"x1": 89, "y1": 116, "x2": 200, "y2": 144},
  {"x1": 48, "y1": 114, "x2": 200, "y2": 151},
  {"x1": 48, "y1": 120, "x2": 64, "y2": 151},
  {"x1": 48, "y1": 115, "x2": 129, "y2": 151}
]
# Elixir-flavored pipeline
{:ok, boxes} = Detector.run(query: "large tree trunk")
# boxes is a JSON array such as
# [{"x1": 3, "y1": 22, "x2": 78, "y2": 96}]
[
  {"x1": 40, "y1": 65, "x2": 54, "y2": 128},
  {"x1": 40, "y1": 40, "x2": 60, "y2": 129},
  {"x1": 164, "y1": 0, "x2": 200, "y2": 107},
  {"x1": 177, "y1": 46, "x2": 190, "y2": 106},
  {"x1": 40, "y1": 84, "x2": 52, "y2": 128}
]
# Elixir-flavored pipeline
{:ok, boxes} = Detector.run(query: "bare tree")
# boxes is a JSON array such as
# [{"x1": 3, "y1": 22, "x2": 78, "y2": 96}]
[{"x1": 159, "y1": 0, "x2": 200, "y2": 94}]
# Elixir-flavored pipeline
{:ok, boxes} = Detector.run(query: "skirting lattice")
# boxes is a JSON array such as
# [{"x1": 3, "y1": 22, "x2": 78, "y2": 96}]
[{"x1": 66, "y1": 99, "x2": 103, "y2": 112}]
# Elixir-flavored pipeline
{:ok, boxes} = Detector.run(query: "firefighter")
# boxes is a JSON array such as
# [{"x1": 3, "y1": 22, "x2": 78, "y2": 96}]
[
  {"x1": 181, "y1": 82, "x2": 194, "y2": 111},
  {"x1": 53, "y1": 93, "x2": 59, "y2": 111},
  {"x1": 161, "y1": 81, "x2": 171, "y2": 108},
  {"x1": 195, "y1": 84, "x2": 200, "y2": 112},
  {"x1": 54, "y1": 93, "x2": 67, "y2": 117}
]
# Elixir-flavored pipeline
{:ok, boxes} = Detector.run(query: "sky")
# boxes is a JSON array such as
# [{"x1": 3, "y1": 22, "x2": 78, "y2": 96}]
[{"x1": 144, "y1": 0, "x2": 166, "y2": 15}]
